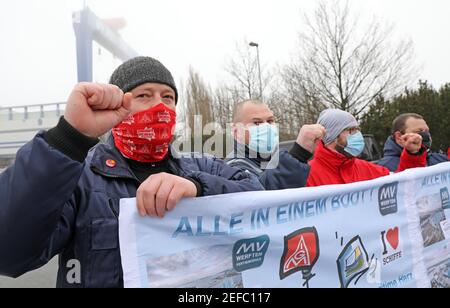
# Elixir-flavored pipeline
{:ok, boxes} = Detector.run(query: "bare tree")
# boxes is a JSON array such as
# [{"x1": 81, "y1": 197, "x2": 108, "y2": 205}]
[
  {"x1": 284, "y1": 0, "x2": 418, "y2": 117},
  {"x1": 225, "y1": 40, "x2": 272, "y2": 101},
  {"x1": 181, "y1": 67, "x2": 214, "y2": 136},
  {"x1": 224, "y1": 41, "x2": 306, "y2": 139},
  {"x1": 211, "y1": 83, "x2": 235, "y2": 128},
  {"x1": 277, "y1": 66, "x2": 327, "y2": 127}
]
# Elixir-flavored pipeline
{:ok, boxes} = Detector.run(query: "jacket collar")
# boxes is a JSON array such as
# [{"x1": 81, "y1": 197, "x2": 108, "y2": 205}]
[
  {"x1": 228, "y1": 142, "x2": 273, "y2": 167},
  {"x1": 314, "y1": 141, "x2": 355, "y2": 170},
  {"x1": 90, "y1": 135, "x2": 175, "y2": 181},
  {"x1": 89, "y1": 135, "x2": 137, "y2": 180},
  {"x1": 383, "y1": 136, "x2": 403, "y2": 157}
]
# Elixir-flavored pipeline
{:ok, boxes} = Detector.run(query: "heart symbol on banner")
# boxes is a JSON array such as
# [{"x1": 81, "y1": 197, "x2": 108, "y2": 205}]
[{"x1": 386, "y1": 227, "x2": 399, "y2": 250}]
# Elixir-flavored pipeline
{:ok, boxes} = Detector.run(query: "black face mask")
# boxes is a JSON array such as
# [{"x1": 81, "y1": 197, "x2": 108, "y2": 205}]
[{"x1": 418, "y1": 132, "x2": 432, "y2": 149}]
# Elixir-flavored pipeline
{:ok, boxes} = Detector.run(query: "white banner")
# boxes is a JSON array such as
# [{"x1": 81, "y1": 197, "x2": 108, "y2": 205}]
[{"x1": 119, "y1": 163, "x2": 450, "y2": 288}]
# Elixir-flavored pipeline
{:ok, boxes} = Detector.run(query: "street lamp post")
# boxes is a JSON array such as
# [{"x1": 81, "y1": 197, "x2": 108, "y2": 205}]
[{"x1": 249, "y1": 42, "x2": 263, "y2": 100}]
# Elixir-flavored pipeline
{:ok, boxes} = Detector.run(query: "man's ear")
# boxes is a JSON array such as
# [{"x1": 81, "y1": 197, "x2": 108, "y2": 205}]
[{"x1": 393, "y1": 131, "x2": 403, "y2": 145}]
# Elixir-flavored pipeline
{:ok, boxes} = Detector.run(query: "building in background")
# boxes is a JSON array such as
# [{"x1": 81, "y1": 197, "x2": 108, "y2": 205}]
[{"x1": 0, "y1": 6, "x2": 137, "y2": 171}]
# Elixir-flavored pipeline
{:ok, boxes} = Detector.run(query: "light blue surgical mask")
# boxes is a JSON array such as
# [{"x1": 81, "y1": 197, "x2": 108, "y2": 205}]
[
  {"x1": 248, "y1": 123, "x2": 279, "y2": 154},
  {"x1": 344, "y1": 132, "x2": 365, "y2": 157}
]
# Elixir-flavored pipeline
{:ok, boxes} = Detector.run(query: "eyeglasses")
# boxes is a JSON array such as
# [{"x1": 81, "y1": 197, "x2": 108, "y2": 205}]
[{"x1": 346, "y1": 127, "x2": 361, "y2": 135}]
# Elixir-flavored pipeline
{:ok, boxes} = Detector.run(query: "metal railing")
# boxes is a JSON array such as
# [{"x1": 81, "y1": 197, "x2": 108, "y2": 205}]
[
  {"x1": 0, "y1": 103, "x2": 66, "y2": 158},
  {"x1": 0, "y1": 103, "x2": 67, "y2": 122}
]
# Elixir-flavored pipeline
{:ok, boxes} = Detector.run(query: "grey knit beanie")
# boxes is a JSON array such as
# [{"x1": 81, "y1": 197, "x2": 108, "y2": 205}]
[
  {"x1": 318, "y1": 109, "x2": 359, "y2": 145},
  {"x1": 109, "y1": 56, "x2": 178, "y2": 103}
]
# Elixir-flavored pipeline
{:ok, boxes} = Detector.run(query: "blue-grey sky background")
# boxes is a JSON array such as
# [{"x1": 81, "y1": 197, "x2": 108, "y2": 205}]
[{"x1": 0, "y1": 0, "x2": 449, "y2": 107}]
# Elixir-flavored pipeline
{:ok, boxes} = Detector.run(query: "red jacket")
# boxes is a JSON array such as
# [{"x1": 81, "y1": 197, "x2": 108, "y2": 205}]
[
  {"x1": 447, "y1": 148, "x2": 450, "y2": 159},
  {"x1": 307, "y1": 141, "x2": 427, "y2": 187}
]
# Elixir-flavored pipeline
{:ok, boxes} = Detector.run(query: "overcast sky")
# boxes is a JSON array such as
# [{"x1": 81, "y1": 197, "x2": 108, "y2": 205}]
[{"x1": 0, "y1": 0, "x2": 449, "y2": 107}]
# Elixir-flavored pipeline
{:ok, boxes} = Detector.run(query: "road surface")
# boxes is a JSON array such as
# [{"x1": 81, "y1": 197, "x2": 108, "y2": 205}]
[{"x1": 0, "y1": 258, "x2": 57, "y2": 288}]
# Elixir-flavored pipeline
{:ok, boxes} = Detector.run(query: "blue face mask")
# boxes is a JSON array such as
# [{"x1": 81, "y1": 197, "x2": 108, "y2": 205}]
[
  {"x1": 344, "y1": 132, "x2": 365, "y2": 157},
  {"x1": 248, "y1": 123, "x2": 279, "y2": 154}
]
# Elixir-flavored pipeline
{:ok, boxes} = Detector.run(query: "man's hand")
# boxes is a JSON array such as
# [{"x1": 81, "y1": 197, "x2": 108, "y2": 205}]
[
  {"x1": 64, "y1": 83, "x2": 133, "y2": 138},
  {"x1": 296, "y1": 124, "x2": 327, "y2": 154},
  {"x1": 137, "y1": 173, "x2": 198, "y2": 218},
  {"x1": 403, "y1": 133, "x2": 423, "y2": 154}
]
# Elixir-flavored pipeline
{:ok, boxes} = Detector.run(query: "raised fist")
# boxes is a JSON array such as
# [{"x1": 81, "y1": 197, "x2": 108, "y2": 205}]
[
  {"x1": 296, "y1": 124, "x2": 327, "y2": 154},
  {"x1": 64, "y1": 83, "x2": 133, "y2": 138},
  {"x1": 402, "y1": 133, "x2": 423, "y2": 154}
]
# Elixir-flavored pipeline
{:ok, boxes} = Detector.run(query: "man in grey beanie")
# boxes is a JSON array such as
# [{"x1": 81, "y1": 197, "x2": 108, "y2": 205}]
[
  {"x1": 318, "y1": 109, "x2": 360, "y2": 145},
  {"x1": 0, "y1": 56, "x2": 263, "y2": 288},
  {"x1": 306, "y1": 109, "x2": 427, "y2": 187}
]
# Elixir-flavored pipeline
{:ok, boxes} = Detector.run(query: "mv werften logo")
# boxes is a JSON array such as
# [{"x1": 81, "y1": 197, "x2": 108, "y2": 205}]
[
  {"x1": 378, "y1": 182, "x2": 399, "y2": 216},
  {"x1": 233, "y1": 235, "x2": 270, "y2": 272}
]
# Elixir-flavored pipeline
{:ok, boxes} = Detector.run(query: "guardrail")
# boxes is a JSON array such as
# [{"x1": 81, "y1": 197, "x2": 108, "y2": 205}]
[
  {"x1": 0, "y1": 103, "x2": 66, "y2": 122},
  {"x1": 0, "y1": 103, "x2": 65, "y2": 157}
]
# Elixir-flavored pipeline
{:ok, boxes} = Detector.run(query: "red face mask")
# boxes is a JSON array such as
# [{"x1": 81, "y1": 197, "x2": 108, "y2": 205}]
[{"x1": 112, "y1": 103, "x2": 176, "y2": 163}]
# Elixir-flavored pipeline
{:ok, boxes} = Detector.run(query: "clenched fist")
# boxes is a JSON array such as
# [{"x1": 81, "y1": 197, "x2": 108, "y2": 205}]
[
  {"x1": 402, "y1": 133, "x2": 423, "y2": 154},
  {"x1": 64, "y1": 83, "x2": 133, "y2": 138},
  {"x1": 136, "y1": 173, "x2": 198, "y2": 218},
  {"x1": 296, "y1": 124, "x2": 327, "y2": 154}
]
